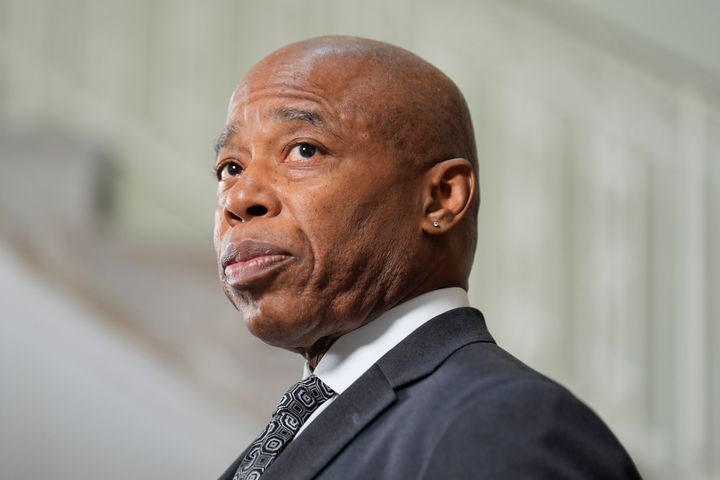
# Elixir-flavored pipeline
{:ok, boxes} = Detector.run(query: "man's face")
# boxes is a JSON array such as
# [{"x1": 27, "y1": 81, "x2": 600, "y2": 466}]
[{"x1": 213, "y1": 53, "x2": 424, "y2": 351}]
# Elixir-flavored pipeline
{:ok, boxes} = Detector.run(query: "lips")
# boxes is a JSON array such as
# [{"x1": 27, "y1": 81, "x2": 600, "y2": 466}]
[{"x1": 221, "y1": 240, "x2": 294, "y2": 287}]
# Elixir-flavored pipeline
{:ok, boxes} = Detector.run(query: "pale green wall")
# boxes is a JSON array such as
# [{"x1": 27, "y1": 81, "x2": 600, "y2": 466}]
[{"x1": 560, "y1": 0, "x2": 720, "y2": 76}]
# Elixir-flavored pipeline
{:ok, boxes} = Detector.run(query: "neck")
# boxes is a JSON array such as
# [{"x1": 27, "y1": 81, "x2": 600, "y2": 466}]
[
  {"x1": 303, "y1": 336, "x2": 338, "y2": 370},
  {"x1": 301, "y1": 278, "x2": 468, "y2": 370}
]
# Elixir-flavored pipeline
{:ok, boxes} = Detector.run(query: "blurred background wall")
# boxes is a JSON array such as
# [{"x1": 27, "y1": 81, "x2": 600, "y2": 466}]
[{"x1": 1, "y1": 0, "x2": 718, "y2": 478}]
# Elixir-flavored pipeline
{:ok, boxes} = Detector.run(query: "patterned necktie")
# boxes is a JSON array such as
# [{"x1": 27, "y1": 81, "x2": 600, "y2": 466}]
[{"x1": 233, "y1": 375, "x2": 335, "y2": 480}]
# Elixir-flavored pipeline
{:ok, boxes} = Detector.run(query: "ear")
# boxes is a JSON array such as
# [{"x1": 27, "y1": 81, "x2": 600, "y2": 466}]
[{"x1": 421, "y1": 158, "x2": 476, "y2": 235}]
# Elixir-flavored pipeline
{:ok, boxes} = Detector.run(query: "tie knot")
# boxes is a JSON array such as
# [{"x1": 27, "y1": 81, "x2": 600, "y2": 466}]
[{"x1": 272, "y1": 375, "x2": 334, "y2": 423}]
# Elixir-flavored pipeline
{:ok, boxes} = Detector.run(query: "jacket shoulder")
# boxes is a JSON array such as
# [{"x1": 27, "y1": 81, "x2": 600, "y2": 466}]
[{"x1": 415, "y1": 342, "x2": 641, "y2": 479}]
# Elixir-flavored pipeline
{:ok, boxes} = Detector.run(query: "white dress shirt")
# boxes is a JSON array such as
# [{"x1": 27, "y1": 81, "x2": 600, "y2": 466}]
[{"x1": 295, "y1": 287, "x2": 470, "y2": 438}]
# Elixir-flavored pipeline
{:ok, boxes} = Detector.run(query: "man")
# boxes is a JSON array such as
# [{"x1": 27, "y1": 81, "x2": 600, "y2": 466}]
[{"x1": 214, "y1": 36, "x2": 640, "y2": 479}]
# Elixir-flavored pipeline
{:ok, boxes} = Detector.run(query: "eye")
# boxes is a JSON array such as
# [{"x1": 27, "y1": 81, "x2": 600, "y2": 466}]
[
  {"x1": 298, "y1": 143, "x2": 316, "y2": 157},
  {"x1": 289, "y1": 142, "x2": 318, "y2": 161},
  {"x1": 216, "y1": 161, "x2": 243, "y2": 180}
]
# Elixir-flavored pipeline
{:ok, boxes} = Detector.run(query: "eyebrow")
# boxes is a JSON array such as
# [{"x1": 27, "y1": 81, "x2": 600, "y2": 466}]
[
  {"x1": 213, "y1": 107, "x2": 339, "y2": 157},
  {"x1": 214, "y1": 123, "x2": 237, "y2": 157},
  {"x1": 275, "y1": 107, "x2": 343, "y2": 142},
  {"x1": 273, "y1": 107, "x2": 325, "y2": 126}
]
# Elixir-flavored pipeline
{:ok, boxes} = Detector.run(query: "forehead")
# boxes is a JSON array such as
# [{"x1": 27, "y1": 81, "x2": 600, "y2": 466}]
[
  {"x1": 218, "y1": 86, "x2": 353, "y2": 156},
  {"x1": 216, "y1": 48, "x2": 411, "y2": 160},
  {"x1": 228, "y1": 82, "x2": 339, "y2": 128},
  {"x1": 229, "y1": 50, "x2": 378, "y2": 125}
]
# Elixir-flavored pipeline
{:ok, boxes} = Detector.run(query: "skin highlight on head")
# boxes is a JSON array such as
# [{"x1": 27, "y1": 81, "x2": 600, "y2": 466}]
[{"x1": 213, "y1": 36, "x2": 479, "y2": 368}]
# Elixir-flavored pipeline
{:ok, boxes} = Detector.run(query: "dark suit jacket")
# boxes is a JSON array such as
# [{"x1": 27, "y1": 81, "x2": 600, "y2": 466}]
[{"x1": 220, "y1": 307, "x2": 641, "y2": 479}]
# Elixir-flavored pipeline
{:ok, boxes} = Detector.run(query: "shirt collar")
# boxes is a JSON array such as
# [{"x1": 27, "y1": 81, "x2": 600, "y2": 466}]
[{"x1": 303, "y1": 287, "x2": 470, "y2": 394}]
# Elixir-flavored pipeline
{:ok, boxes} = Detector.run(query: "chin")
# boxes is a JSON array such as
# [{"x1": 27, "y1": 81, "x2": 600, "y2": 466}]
[
  {"x1": 243, "y1": 300, "x2": 324, "y2": 352},
  {"x1": 244, "y1": 315, "x2": 302, "y2": 351}
]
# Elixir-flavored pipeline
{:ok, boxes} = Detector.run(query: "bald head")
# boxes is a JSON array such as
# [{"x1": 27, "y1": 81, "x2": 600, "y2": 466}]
[
  {"x1": 215, "y1": 36, "x2": 479, "y2": 356},
  {"x1": 224, "y1": 35, "x2": 480, "y2": 233},
  {"x1": 235, "y1": 37, "x2": 477, "y2": 175}
]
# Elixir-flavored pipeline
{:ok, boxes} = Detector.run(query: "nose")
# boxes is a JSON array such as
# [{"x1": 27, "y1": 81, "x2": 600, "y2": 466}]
[{"x1": 221, "y1": 163, "x2": 281, "y2": 225}]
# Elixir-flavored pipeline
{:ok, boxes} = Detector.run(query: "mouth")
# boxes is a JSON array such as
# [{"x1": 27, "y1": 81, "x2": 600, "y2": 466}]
[{"x1": 221, "y1": 240, "x2": 294, "y2": 288}]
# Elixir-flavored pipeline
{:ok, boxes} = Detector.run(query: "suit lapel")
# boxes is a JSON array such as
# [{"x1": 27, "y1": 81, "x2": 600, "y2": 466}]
[
  {"x1": 220, "y1": 307, "x2": 493, "y2": 480},
  {"x1": 377, "y1": 307, "x2": 495, "y2": 388},
  {"x1": 260, "y1": 364, "x2": 396, "y2": 480}
]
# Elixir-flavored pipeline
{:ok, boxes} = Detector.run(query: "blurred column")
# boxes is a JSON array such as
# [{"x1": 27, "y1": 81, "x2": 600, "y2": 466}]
[{"x1": 673, "y1": 88, "x2": 708, "y2": 477}]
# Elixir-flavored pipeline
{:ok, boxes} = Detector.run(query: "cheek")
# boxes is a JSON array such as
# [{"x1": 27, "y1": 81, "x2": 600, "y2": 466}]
[
  {"x1": 289, "y1": 170, "x2": 420, "y2": 273},
  {"x1": 301, "y1": 194, "x2": 387, "y2": 267}
]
